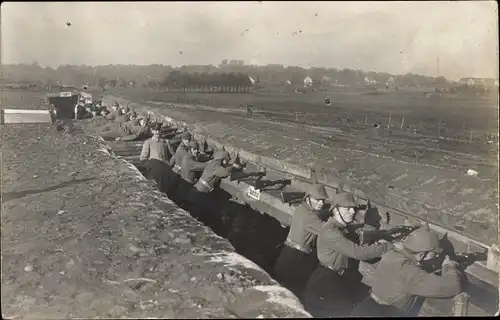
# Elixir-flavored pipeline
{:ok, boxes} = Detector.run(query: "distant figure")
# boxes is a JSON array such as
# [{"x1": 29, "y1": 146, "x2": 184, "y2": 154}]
[{"x1": 247, "y1": 104, "x2": 254, "y2": 116}]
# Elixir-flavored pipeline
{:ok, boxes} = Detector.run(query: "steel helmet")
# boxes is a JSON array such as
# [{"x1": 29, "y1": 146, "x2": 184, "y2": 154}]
[
  {"x1": 214, "y1": 150, "x2": 230, "y2": 161},
  {"x1": 403, "y1": 228, "x2": 441, "y2": 253},
  {"x1": 188, "y1": 140, "x2": 199, "y2": 150},
  {"x1": 180, "y1": 132, "x2": 192, "y2": 140},
  {"x1": 335, "y1": 192, "x2": 358, "y2": 207},
  {"x1": 305, "y1": 184, "x2": 328, "y2": 200}
]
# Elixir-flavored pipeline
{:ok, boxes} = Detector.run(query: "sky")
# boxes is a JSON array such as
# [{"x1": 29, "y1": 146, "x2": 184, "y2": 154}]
[{"x1": 1, "y1": 1, "x2": 498, "y2": 81}]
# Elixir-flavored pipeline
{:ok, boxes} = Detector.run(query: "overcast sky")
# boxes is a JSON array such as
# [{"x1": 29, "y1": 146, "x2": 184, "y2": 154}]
[{"x1": 1, "y1": 1, "x2": 498, "y2": 80}]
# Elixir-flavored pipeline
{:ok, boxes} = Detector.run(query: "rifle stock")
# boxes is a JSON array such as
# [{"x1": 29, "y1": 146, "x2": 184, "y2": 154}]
[{"x1": 359, "y1": 225, "x2": 419, "y2": 245}]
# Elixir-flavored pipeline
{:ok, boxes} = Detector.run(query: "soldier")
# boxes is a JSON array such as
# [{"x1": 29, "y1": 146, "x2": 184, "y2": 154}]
[
  {"x1": 99, "y1": 117, "x2": 150, "y2": 141},
  {"x1": 129, "y1": 110, "x2": 138, "y2": 121},
  {"x1": 350, "y1": 227, "x2": 463, "y2": 317},
  {"x1": 105, "y1": 105, "x2": 121, "y2": 120},
  {"x1": 273, "y1": 183, "x2": 329, "y2": 297},
  {"x1": 114, "y1": 109, "x2": 130, "y2": 123},
  {"x1": 180, "y1": 141, "x2": 211, "y2": 184},
  {"x1": 175, "y1": 141, "x2": 211, "y2": 205},
  {"x1": 169, "y1": 131, "x2": 192, "y2": 173},
  {"x1": 140, "y1": 122, "x2": 172, "y2": 190},
  {"x1": 302, "y1": 192, "x2": 394, "y2": 317},
  {"x1": 185, "y1": 150, "x2": 240, "y2": 224}
]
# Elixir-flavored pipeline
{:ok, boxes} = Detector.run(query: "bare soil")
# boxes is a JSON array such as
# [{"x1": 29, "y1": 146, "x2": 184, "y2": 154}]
[
  {"x1": 108, "y1": 91, "x2": 499, "y2": 245},
  {"x1": 1, "y1": 122, "x2": 311, "y2": 319}
]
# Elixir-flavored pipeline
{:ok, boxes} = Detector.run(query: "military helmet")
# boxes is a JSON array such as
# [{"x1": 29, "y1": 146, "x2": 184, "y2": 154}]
[
  {"x1": 305, "y1": 184, "x2": 328, "y2": 200},
  {"x1": 188, "y1": 140, "x2": 199, "y2": 150},
  {"x1": 335, "y1": 192, "x2": 358, "y2": 207},
  {"x1": 180, "y1": 131, "x2": 192, "y2": 140},
  {"x1": 403, "y1": 228, "x2": 441, "y2": 253},
  {"x1": 214, "y1": 150, "x2": 230, "y2": 161}
]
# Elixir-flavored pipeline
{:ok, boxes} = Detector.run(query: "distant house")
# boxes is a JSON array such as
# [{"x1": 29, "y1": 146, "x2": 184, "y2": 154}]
[
  {"x1": 459, "y1": 77, "x2": 498, "y2": 88},
  {"x1": 364, "y1": 76, "x2": 377, "y2": 87},
  {"x1": 303, "y1": 76, "x2": 313, "y2": 87},
  {"x1": 386, "y1": 77, "x2": 395, "y2": 90}
]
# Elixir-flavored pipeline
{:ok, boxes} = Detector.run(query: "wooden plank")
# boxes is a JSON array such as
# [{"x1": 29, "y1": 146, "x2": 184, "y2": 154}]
[{"x1": 1, "y1": 109, "x2": 52, "y2": 124}]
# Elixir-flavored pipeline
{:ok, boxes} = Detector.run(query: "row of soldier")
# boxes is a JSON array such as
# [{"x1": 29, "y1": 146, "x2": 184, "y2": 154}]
[{"x1": 95, "y1": 102, "x2": 465, "y2": 317}]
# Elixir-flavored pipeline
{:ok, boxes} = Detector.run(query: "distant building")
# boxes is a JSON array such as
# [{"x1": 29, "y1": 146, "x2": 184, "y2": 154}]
[
  {"x1": 458, "y1": 77, "x2": 498, "y2": 88},
  {"x1": 303, "y1": 76, "x2": 313, "y2": 87},
  {"x1": 386, "y1": 77, "x2": 395, "y2": 90}
]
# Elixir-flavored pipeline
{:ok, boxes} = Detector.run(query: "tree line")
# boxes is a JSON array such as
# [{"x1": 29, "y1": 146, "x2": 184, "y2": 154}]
[
  {"x1": 0, "y1": 61, "x2": 460, "y2": 90},
  {"x1": 162, "y1": 71, "x2": 253, "y2": 93}
]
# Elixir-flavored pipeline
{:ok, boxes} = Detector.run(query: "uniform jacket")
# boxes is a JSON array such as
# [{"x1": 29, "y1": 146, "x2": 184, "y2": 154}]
[
  {"x1": 195, "y1": 159, "x2": 233, "y2": 192},
  {"x1": 115, "y1": 115, "x2": 130, "y2": 123},
  {"x1": 170, "y1": 143, "x2": 189, "y2": 167},
  {"x1": 119, "y1": 123, "x2": 149, "y2": 141},
  {"x1": 287, "y1": 203, "x2": 326, "y2": 253},
  {"x1": 140, "y1": 137, "x2": 170, "y2": 162},
  {"x1": 316, "y1": 219, "x2": 393, "y2": 271},
  {"x1": 105, "y1": 111, "x2": 119, "y2": 120},
  {"x1": 180, "y1": 153, "x2": 209, "y2": 183},
  {"x1": 370, "y1": 248, "x2": 462, "y2": 313}
]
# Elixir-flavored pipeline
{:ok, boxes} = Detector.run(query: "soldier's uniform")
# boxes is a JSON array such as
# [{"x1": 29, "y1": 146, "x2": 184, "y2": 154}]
[
  {"x1": 99, "y1": 121, "x2": 149, "y2": 141},
  {"x1": 105, "y1": 109, "x2": 119, "y2": 121},
  {"x1": 166, "y1": 131, "x2": 192, "y2": 202},
  {"x1": 350, "y1": 228, "x2": 462, "y2": 317},
  {"x1": 180, "y1": 143, "x2": 210, "y2": 184},
  {"x1": 169, "y1": 131, "x2": 192, "y2": 173},
  {"x1": 185, "y1": 150, "x2": 236, "y2": 227},
  {"x1": 302, "y1": 193, "x2": 394, "y2": 317},
  {"x1": 175, "y1": 141, "x2": 209, "y2": 205},
  {"x1": 115, "y1": 113, "x2": 130, "y2": 123},
  {"x1": 273, "y1": 184, "x2": 329, "y2": 297},
  {"x1": 140, "y1": 125, "x2": 172, "y2": 192}
]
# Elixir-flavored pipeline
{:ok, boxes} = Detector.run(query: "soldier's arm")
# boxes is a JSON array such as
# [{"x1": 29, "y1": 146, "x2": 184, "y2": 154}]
[
  {"x1": 169, "y1": 145, "x2": 180, "y2": 166},
  {"x1": 335, "y1": 234, "x2": 394, "y2": 261},
  {"x1": 303, "y1": 213, "x2": 326, "y2": 235},
  {"x1": 120, "y1": 132, "x2": 141, "y2": 142},
  {"x1": 192, "y1": 159, "x2": 209, "y2": 172},
  {"x1": 405, "y1": 263, "x2": 462, "y2": 298},
  {"x1": 214, "y1": 164, "x2": 233, "y2": 178},
  {"x1": 139, "y1": 140, "x2": 150, "y2": 161}
]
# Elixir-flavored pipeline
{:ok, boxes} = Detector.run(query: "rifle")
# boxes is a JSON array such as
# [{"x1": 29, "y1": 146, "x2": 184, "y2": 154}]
[
  {"x1": 420, "y1": 251, "x2": 488, "y2": 274},
  {"x1": 359, "y1": 225, "x2": 420, "y2": 245}
]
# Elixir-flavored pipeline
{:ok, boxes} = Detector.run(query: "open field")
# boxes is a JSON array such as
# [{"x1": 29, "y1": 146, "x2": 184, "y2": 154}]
[{"x1": 108, "y1": 89, "x2": 499, "y2": 245}]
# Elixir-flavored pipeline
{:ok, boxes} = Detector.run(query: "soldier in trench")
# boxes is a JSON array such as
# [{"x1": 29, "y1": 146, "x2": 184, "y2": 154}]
[
  {"x1": 176, "y1": 141, "x2": 212, "y2": 205},
  {"x1": 302, "y1": 192, "x2": 394, "y2": 317},
  {"x1": 139, "y1": 122, "x2": 173, "y2": 192},
  {"x1": 105, "y1": 104, "x2": 122, "y2": 121},
  {"x1": 350, "y1": 227, "x2": 463, "y2": 317},
  {"x1": 184, "y1": 150, "x2": 241, "y2": 230},
  {"x1": 98, "y1": 117, "x2": 150, "y2": 141},
  {"x1": 165, "y1": 131, "x2": 193, "y2": 201},
  {"x1": 169, "y1": 131, "x2": 192, "y2": 173},
  {"x1": 273, "y1": 183, "x2": 330, "y2": 297}
]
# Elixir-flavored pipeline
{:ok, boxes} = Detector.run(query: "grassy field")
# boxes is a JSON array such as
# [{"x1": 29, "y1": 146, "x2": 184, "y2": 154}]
[{"x1": 110, "y1": 87, "x2": 498, "y2": 135}]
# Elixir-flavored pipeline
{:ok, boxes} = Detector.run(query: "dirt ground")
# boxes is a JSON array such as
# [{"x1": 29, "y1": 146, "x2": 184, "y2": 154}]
[
  {"x1": 108, "y1": 92, "x2": 499, "y2": 246},
  {"x1": 1, "y1": 123, "x2": 311, "y2": 319}
]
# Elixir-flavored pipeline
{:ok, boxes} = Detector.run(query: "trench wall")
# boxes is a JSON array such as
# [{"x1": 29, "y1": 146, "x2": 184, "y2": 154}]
[{"x1": 0, "y1": 123, "x2": 311, "y2": 319}]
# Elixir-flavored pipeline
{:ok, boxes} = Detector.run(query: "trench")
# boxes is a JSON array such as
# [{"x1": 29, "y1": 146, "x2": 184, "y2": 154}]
[{"x1": 112, "y1": 144, "x2": 290, "y2": 278}]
